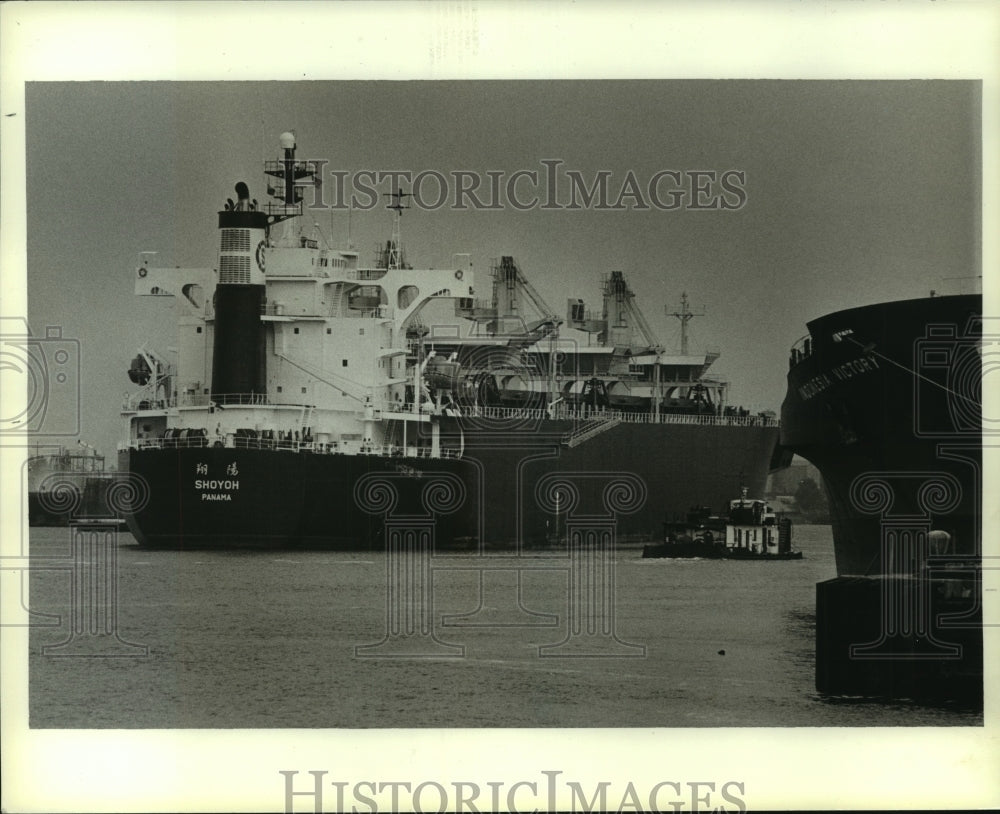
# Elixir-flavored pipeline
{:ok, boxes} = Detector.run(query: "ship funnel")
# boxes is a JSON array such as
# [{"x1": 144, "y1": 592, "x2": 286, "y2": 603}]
[
  {"x1": 235, "y1": 181, "x2": 250, "y2": 210},
  {"x1": 213, "y1": 178, "x2": 269, "y2": 402}
]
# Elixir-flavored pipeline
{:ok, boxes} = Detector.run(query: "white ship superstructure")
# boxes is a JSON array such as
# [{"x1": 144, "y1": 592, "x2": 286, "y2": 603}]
[{"x1": 123, "y1": 132, "x2": 475, "y2": 461}]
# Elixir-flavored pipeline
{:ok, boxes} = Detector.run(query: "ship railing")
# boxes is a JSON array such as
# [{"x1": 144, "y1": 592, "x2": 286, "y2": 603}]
[
  {"x1": 331, "y1": 305, "x2": 395, "y2": 320},
  {"x1": 262, "y1": 201, "x2": 302, "y2": 218},
  {"x1": 192, "y1": 393, "x2": 273, "y2": 406},
  {"x1": 261, "y1": 301, "x2": 394, "y2": 320},
  {"x1": 788, "y1": 334, "x2": 814, "y2": 368},
  {"x1": 460, "y1": 405, "x2": 552, "y2": 422},
  {"x1": 261, "y1": 303, "x2": 327, "y2": 317},
  {"x1": 343, "y1": 268, "x2": 388, "y2": 282},
  {"x1": 119, "y1": 436, "x2": 462, "y2": 459},
  {"x1": 119, "y1": 437, "x2": 212, "y2": 451},
  {"x1": 122, "y1": 395, "x2": 174, "y2": 411},
  {"x1": 613, "y1": 411, "x2": 780, "y2": 428},
  {"x1": 264, "y1": 158, "x2": 325, "y2": 177},
  {"x1": 352, "y1": 444, "x2": 461, "y2": 460},
  {"x1": 448, "y1": 404, "x2": 779, "y2": 428},
  {"x1": 454, "y1": 298, "x2": 497, "y2": 315},
  {"x1": 123, "y1": 393, "x2": 282, "y2": 410}
]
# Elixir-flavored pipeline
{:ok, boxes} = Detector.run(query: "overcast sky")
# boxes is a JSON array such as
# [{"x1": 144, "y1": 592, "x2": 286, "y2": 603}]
[{"x1": 25, "y1": 80, "x2": 980, "y2": 460}]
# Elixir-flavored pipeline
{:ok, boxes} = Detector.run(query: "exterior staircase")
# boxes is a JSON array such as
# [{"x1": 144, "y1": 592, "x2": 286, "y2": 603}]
[{"x1": 561, "y1": 416, "x2": 621, "y2": 448}]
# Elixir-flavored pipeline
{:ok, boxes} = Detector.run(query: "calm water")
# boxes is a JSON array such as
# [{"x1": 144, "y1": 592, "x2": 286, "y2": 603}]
[{"x1": 28, "y1": 524, "x2": 982, "y2": 728}]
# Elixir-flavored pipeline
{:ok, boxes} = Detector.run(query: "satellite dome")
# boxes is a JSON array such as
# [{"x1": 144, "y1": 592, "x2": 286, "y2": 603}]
[{"x1": 279, "y1": 132, "x2": 296, "y2": 149}]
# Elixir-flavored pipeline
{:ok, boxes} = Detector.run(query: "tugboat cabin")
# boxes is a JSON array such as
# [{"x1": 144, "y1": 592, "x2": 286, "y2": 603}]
[{"x1": 726, "y1": 491, "x2": 790, "y2": 555}]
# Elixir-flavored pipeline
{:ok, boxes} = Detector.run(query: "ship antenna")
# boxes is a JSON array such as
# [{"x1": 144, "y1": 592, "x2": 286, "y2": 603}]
[
  {"x1": 263, "y1": 131, "x2": 319, "y2": 237},
  {"x1": 667, "y1": 292, "x2": 706, "y2": 356},
  {"x1": 384, "y1": 187, "x2": 410, "y2": 270}
]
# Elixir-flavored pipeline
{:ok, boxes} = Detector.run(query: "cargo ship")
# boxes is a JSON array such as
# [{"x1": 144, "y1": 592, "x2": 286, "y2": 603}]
[
  {"x1": 117, "y1": 132, "x2": 781, "y2": 549},
  {"x1": 27, "y1": 444, "x2": 109, "y2": 526},
  {"x1": 780, "y1": 287, "x2": 984, "y2": 702},
  {"x1": 780, "y1": 291, "x2": 983, "y2": 576}
]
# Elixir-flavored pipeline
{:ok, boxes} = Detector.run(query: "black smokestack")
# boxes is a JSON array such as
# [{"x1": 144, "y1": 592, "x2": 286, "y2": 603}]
[
  {"x1": 235, "y1": 181, "x2": 250, "y2": 209},
  {"x1": 212, "y1": 183, "x2": 269, "y2": 403}
]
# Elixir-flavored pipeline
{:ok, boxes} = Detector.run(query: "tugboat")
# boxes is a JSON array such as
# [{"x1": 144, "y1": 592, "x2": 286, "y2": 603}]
[
  {"x1": 117, "y1": 131, "x2": 782, "y2": 549},
  {"x1": 642, "y1": 488, "x2": 799, "y2": 559}
]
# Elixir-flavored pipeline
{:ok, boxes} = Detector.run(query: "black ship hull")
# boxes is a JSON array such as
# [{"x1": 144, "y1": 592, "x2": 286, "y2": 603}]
[
  {"x1": 782, "y1": 294, "x2": 983, "y2": 703},
  {"x1": 780, "y1": 294, "x2": 981, "y2": 577},
  {"x1": 120, "y1": 419, "x2": 779, "y2": 549},
  {"x1": 439, "y1": 416, "x2": 780, "y2": 547},
  {"x1": 118, "y1": 446, "x2": 469, "y2": 549}
]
